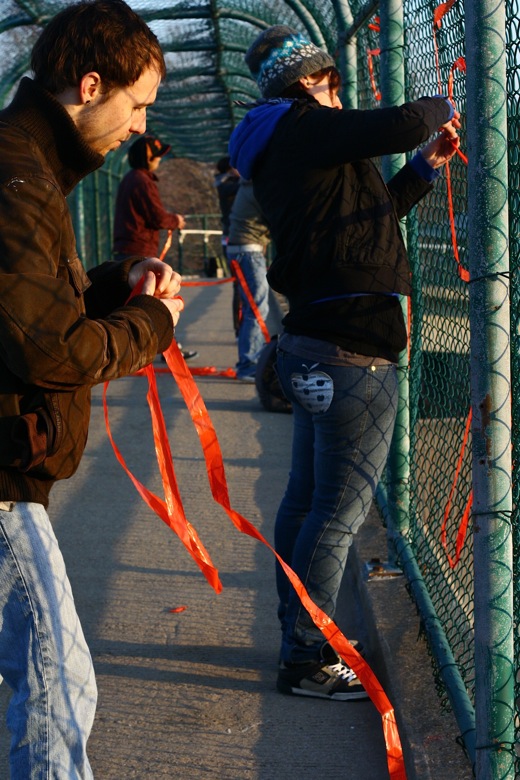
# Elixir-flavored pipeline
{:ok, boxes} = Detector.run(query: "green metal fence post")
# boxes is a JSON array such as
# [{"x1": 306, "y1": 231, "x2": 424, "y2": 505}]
[
  {"x1": 465, "y1": 1, "x2": 515, "y2": 778},
  {"x1": 379, "y1": 0, "x2": 410, "y2": 542},
  {"x1": 332, "y1": 0, "x2": 358, "y2": 109}
]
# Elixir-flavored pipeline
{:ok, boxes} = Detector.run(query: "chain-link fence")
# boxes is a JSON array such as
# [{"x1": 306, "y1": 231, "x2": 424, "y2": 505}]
[
  {"x1": 347, "y1": 1, "x2": 516, "y2": 777},
  {"x1": 1, "y1": 2, "x2": 519, "y2": 778}
]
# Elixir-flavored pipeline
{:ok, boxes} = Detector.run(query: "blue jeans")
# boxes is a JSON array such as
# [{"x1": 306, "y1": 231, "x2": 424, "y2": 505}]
[
  {"x1": 0, "y1": 502, "x2": 97, "y2": 778},
  {"x1": 274, "y1": 351, "x2": 398, "y2": 664},
  {"x1": 231, "y1": 251, "x2": 269, "y2": 378}
]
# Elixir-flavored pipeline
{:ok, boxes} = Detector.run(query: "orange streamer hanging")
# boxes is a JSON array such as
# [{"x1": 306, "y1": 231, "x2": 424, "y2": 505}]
[
  {"x1": 230, "y1": 259, "x2": 271, "y2": 344},
  {"x1": 367, "y1": 16, "x2": 381, "y2": 102},
  {"x1": 432, "y1": 0, "x2": 469, "y2": 282},
  {"x1": 440, "y1": 409, "x2": 473, "y2": 567},
  {"x1": 159, "y1": 229, "x2": 173, "y2": 261},
  {"x1": 103, "y1": 303, "x2": 222, "y2": 592},
  {"x1": 162, "y1": 341, "x2": 407, "y2": 780},
  {"x1": 104, "y1": 309, "x2": 408, "y2": 777},
  {"x1": 367, "y1": 48, "x2": 382, "y2": 102}
]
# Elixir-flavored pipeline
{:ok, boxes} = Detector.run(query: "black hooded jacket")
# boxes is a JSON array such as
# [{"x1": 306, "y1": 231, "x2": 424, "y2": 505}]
[{"x1": 229, "y1": 96, "x2": 452, "y2": 359}]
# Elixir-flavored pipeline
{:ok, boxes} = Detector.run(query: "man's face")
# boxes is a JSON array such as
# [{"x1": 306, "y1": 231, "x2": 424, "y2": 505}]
[{"x1": 76, "y1": 66, "x2": 162, "y2": 157}]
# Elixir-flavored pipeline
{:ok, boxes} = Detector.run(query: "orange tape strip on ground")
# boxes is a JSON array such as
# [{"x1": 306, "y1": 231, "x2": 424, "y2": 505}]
[
  {"x1": 151, "y1": 366, "x2": 237, "y2": 377},
  {"x1": 105, "y1": 332, "x2": 407, "y2": 780},
  {"x1": 181, "y1": 277, "x2": 234, "y2": 286}
]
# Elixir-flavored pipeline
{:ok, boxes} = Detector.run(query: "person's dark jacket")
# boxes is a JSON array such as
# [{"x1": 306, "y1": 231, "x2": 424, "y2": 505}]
[
  {"x1": 0, "y1": 78, "x2": 175, "y2": 507},
  {"x1": 229, "y1": 96, "x2": 452, "y2": 360},
  {"x1": 214, "y1": 170, "x2": 240, "y2": 237},
  {"x1": 113, "y1": 168, "x2": 182, "y2": 256}
]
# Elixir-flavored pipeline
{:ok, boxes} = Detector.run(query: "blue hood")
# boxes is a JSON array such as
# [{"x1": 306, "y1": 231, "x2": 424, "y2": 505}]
[{"x1": 228, "y1": 101, "x2": 293, "y2": 180}]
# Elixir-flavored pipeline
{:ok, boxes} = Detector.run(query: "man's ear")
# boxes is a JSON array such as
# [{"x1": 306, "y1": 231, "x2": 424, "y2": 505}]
[{"x1": 79, "y1": 72, "x2": 103, "y2": 105}]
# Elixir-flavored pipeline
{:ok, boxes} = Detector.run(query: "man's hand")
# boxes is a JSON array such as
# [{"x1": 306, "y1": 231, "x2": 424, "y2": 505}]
[
  {"x1": 128, "y1": 258, "x2": 182, "y2": 298},
  {"x1": 140, "y1": 270, "x2": 184, "y2": 327},
  {"x1": 129, "y1": 259, "x2": 184, "y2": 328}
]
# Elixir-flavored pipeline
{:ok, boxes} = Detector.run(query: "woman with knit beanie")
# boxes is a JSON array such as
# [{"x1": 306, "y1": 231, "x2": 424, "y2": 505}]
[{"x1": 229, "y1": 25, "x2": 460, "y2": 700}]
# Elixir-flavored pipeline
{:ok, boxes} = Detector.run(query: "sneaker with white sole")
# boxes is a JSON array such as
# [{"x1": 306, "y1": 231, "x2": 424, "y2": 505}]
[{"x1": 277, "y1": 642, "x2": 368, "y2": 701}]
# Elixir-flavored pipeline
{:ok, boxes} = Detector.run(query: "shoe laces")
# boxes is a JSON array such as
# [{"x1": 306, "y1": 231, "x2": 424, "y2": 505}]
[{"x1": 327, "y1": 659, "x2": 358, "y2": 683}]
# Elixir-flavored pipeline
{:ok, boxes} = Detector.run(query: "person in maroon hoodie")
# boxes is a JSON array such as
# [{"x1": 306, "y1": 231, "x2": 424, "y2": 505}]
[
  {"x1": 113, "y1": 135, "x2": 198, "y2": 360},
  {"x1": 113, "y1": 134, "x2": 185, "y2": 259}
]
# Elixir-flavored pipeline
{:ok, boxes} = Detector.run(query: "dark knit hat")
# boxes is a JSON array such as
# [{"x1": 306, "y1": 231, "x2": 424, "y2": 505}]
[{"x1": 245, "y1": 25, "x2": 336, "y2": 99}]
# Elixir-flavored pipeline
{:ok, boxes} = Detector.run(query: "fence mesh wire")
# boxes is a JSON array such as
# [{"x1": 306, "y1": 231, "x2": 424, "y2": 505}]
[
  {"x1": 354, "y1": 1, "x2": 517, "y2": 771},
  {"x1": 507, "y1": 1, "x2": 520, "y2": 774},
  {"x1": 0, "y1": 0, "x2": 519, "y2": 774},
  {"x1": 403, "y1": 0, "x2": 474, "y2": 705}
]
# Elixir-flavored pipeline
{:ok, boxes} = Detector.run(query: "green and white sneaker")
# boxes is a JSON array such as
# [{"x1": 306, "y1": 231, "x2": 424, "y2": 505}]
[{"x1": 277, "y1": 642, "x2": 368, "y2": 701}]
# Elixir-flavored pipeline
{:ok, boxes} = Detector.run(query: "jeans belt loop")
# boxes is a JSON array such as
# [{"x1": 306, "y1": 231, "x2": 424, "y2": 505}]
[
  {"x1": 227, "y1": 243, "x2": 263, "y2": 253},
  {"x1": 0, "y1": 501, "x2": 16, "y2": 512}
]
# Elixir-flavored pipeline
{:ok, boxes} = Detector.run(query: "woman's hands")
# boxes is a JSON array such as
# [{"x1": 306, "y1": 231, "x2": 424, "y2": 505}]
[{"x1": 420, "y1": 109, "x2": 461, "y2": 169}]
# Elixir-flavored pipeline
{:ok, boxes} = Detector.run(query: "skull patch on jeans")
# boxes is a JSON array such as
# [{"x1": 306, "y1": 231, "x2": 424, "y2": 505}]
[{"x1": 290, "y1": 370, "x2": 334, "y2": 414}]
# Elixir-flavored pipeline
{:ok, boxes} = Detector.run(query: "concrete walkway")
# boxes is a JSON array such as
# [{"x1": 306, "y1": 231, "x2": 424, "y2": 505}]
[{"x1": 0, "y1": 279, "x2": 472, "y2": 779}]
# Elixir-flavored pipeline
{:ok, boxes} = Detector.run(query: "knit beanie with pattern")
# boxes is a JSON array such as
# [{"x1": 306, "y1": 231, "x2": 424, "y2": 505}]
[{"x1": 245, "y1": 25, "x2": 336, "y2": 99}]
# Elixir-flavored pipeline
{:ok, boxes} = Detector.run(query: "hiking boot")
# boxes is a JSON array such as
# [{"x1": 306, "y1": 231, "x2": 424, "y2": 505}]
[{"x1": 277, "y1": 642, "x2": 368, "y2": 701}]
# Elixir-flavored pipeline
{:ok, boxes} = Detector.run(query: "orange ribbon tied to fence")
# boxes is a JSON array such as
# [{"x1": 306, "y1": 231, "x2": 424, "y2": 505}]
[
  {"x1": 441, "y1": 408, "x2": 473, "y2": 567},
  {"x1": 367, "y1": 16, "x2": 381, "y2": 102},
  {"x1": 432, "y1": 0, "x2": 469, "y2": 282},
  {"x1": 104, "y1": 286, "x2": 408, "y2": 779}
]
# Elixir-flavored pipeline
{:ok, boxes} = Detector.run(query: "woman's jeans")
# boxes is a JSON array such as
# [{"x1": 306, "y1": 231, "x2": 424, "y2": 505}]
[
  {"x1": 0, "y1": 502, "x2": 97, "y2": 779},
  {"x1": 231, "y1": 251, "x2": 269, "y2": 378},
  {"x1": 275, "y1": 351, "x2": 398, "y2": 664}
]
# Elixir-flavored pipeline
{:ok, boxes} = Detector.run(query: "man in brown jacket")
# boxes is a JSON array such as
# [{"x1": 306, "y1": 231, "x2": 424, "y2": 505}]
[{"x1": 0, "y1": 2, "x2": 184, "y2": 776}]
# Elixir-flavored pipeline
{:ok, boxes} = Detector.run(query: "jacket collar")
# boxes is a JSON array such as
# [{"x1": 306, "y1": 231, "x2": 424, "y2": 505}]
[{"x1": 0, "y1": 77, "x2": 104, "y2": 195}]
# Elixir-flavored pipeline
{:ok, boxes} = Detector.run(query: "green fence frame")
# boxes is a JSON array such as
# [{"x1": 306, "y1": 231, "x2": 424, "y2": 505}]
[{"x1": 1, "y1": 2, "x2": 519, "y2": 777}]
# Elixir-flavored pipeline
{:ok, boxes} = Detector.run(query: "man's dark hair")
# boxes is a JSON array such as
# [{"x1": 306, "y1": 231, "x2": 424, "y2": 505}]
[
  {"x1": 31, "y1": 0, "x2": 166, "y2": 95},
  {"x1": 216, "y1": 156, "x2": 231, "y2": 174}
]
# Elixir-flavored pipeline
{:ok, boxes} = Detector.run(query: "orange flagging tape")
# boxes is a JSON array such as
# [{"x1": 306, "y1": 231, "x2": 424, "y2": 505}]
[
  {"x1": 103, "y1": 360, "x2": 222, "y2": 593},
  {"x1": 159, "y1": 229, "x2": 173, "y2": 261},
  {"x1": 137, "y1": 366, "x2": 237, "y2": 378},
  {"x1": 181, "y1": 277, "x2": 234, "y2": 286},
  {"x1": 366, "y1": 17, "x2": 381, "y2": 102},
  {"x1": 433, "y1": 0, "x2": 457, "y2": 28},
  {"x1": 432, "y1": 0, "x2": 469, "y2": 282},
  {"x1": 367, "y1": 48, "x2": 382, "y2": 102},
  {"x1": 441, "y1": 409, "x2": 473, "y2": 567},
  {"x1": 230, "y1": 259, "x2": 271, "y2": 343},
  {"x1": 105, "y1": 333, "x2": 407, "y2": 780}
]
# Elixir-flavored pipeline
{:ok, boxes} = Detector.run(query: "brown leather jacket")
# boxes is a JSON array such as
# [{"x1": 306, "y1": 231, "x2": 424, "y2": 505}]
[{"x1": 0, "y1": 78, "x2": 174, "y2": 507}]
